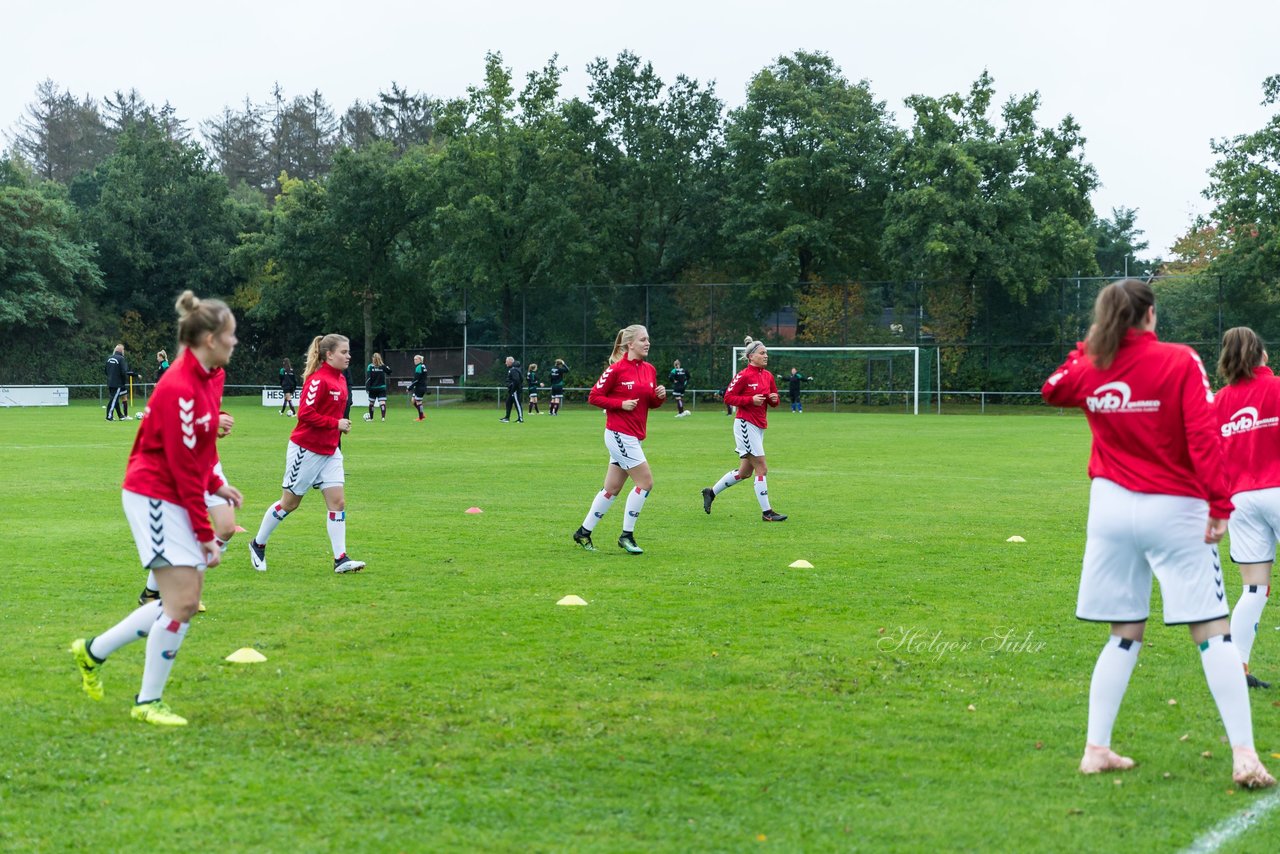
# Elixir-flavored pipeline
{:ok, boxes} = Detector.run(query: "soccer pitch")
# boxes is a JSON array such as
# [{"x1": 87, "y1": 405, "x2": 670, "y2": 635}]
[{"x1": 2, "y1": 401, "x2": 1278, "y2": 852}]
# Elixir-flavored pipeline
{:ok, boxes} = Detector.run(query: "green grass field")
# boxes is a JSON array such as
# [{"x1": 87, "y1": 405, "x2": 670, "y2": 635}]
[{"x1": 3, "y1": 399, "x2": 1279, "y2": 852}]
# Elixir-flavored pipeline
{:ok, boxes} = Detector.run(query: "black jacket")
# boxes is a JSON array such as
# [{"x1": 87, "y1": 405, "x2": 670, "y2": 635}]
[
  {"x1": 105, "y1": 352, "x2": 129, "y2": 387},
  {"x1": 506, "y1": 364, "x2": 523, "y2": 392}
]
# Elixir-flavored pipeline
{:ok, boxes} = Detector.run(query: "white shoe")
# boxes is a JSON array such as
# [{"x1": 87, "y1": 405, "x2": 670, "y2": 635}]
[
  {"x1": 249, "y1": 540, "x2": 267, "y2": 572},
  {"x1": 334, "y1": 554, "x2": 366, "y2": 574}
]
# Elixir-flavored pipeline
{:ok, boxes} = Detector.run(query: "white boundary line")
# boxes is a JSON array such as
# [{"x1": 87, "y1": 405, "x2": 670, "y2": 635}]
[{"x1": 1181, "y1": 789, "x2": 1280, "y2": 853}]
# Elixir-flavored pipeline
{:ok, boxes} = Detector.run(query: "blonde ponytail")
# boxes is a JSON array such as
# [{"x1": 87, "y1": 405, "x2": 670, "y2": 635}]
[
  {"x1": 303, "y1": 334, "x2": 348, "y2": 381},
  {"x1": 609, "y1": 324, "x2": 646, "y2": 364}
]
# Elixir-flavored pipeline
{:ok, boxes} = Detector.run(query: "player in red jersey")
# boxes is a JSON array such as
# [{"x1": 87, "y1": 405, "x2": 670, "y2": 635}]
[
  {"x1": 1042, "y1": 279, "x2": 1273, "y2": 789},
  {"x1": 573, "y1": 324, "x2": 666, "y2": 554},
  {"x1": 1215, "y1": 327, "x2": 1280, "y2": 691},
  {"x1": 69, "y1": 291, "x2": 241, "y2": 727},
  {"x1": 701, "y1": 337, "x2": 786, "y2": 522},
  {"x1": 248, "y1": 334, "x2": 365, "y2": 575}
]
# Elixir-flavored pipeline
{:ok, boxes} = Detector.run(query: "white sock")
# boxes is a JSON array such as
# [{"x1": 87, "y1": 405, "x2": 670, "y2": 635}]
[
  {"x1": 622, "y1": 487, "x2": 650, "y2": 534},
  {"x1": 327, "y1": 510, "x2": 347, "y2": 559},
  {"x1": 145, "y1": 571, "x2": 158, "y2": 591},
  {"x1": 753, "y1": 476, "x2": 771, "y2": 511},
  {"x1": 254, "y1": 502, "x2": 291, "y2": 546},
  {"x1": 712, "y1": 470, "x2": 743, "y2": 496},
  {"x1": 1201, "y1": 635, "x2": 1254, "y2": 748},
  {"x1": 88, "y1": 600, "x2": 164, "y2": 660},
  {"x1": 1231, "y1": 585, "x2": 1269, "y2": 665},
  {"x1": 215, "y1": 534, "x2": 232, "y2": 554},
  {"x1": 1086, "y1": 635, "x2": 1141, "y2": 748},
  {"x1": 581, "y1": 489, "x2": 616, "y2": 533},
  {"x1": 138, "y1": 614, "x2": 189, "y2": 703}
]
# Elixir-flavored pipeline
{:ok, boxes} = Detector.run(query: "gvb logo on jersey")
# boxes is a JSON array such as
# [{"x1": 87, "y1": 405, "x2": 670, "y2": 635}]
[
  {"x1": 1085, "y1": 381, "x2": 1161, "y2": 414},
  {"x1": 1221, "y1": 406, "x2": 1280, "y2": 437}
]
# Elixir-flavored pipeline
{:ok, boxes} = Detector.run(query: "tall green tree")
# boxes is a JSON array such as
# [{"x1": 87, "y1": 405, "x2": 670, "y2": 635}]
[
  {"x1": 583, "y1": 51, "x2": 724, "y2": 286},
  {"x1": 1090, "y1": 206, "x2": 1154, "y2": 277},
  {"x1": 1201, "y1": 74, "x2": 1280, "y2": 339},
  {"x1": 0, "y1": 178, "x2": 102, "y2": 330},
  {"x1": 69, "y1": 123, "x2": 245, "y2": 328},
  {"x1": 430, "y1": 53, "x2": 596, "y2": 347},
  {"x1": 203, "y1": 97, "x2": 272, "y2": 192},
  {"x1": 723, "y1": 51, "x2": 898, "y2": 287},
  {"x1": 237, "y1": 144, "x2": 437, "y2": 368},
  {"x1": 8, "y1": 80, "x2": 113, "y2": 183}
]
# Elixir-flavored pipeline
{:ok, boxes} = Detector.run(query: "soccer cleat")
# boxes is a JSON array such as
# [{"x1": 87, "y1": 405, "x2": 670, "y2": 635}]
[
  {"x1": 573, "y1": 527, "x2": 597, "y2": 552},
  {"x1": 499, "y1": 418, "x2": 510, "y2": 423},
  {"x1": 334, "y1": 554, "x2": 366, "y2": 574},
  {"x1": 138, "y1": 587, "x2": 161, "y2": 607},
  {"x1": 617, "y1": 533, "x2": 644, "y2": 555},
  {"x1": 1233, "y1": 746, "x2": 1277, "y2": 789},
  {"x1": 762, "y1": 510, "x2": 788, "y2": 522},
  {"x1": 1247, "y1": 672, "x2": 1271, "y2": 689},
  {"x1": 131, "y1": 699, "x2": 188, "y2": 727},
  {"x1": 702, "y1": 487, "x2": 715, "y2": 514},
  {"x1": 415, "y1": 415, "x2": 425, "y2": 422},
  {"x1": 1079, "y1": 744, "x2": 1135, "y2": 775},
  {"x1": 248, "y1": 540, "x2": 267, "y2": 572},
  {"x1": 70, "y1": 639, "x2": 104, "y2": 701}
]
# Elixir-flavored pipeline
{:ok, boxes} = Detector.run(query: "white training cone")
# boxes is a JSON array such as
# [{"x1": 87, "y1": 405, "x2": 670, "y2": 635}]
[
  {"x1": 789, "y1": 559, "x2": 814, "y2": 569},
  {"x1": 465, "y1": 507, "x2": 484, "y2": 514},
  {"x1": 1006, "y1": 535, "x2": 1026, "y2": 543},
  {"x1": 557, "y1": 595, "x2": 588, "y2": 606},
  {"x1": 225, "y1": 647, "x2": 268, "y2": 663}
]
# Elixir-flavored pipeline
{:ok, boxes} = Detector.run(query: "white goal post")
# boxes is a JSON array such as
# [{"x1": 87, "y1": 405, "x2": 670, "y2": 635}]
[{"x1": 728, "y1": 346, "x2": 924, "y2": 415}]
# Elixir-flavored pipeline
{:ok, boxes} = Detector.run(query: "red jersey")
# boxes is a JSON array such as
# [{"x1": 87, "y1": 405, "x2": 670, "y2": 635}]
[
  {"x1": 725, "y1": 364, "x2": 780, "y2": 429},
  {"x1": 1214, "y1": 366, "x2": 1280, "y2": 496},
  {"x1": 1042, "y1": 329, "x2": 1232, "y2": 518},
  {"x1": 290, "y1": 362, "x2": 348, "y2": 455},
  {"x1": 588, "y1": 356, "x2": 664, "y2": 440},
  {"x1": 122, "y1": 350, "x2": 224, "y2": 543}
]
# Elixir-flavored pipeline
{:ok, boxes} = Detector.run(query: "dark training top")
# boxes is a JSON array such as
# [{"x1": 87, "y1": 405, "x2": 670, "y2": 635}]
[
  {"x1": 548, "y1": 364, "x2": 569, "y2": 391},
  {"x1": 788, "y1": 372, "x2": 813, "y2": 396},
  {"x1": 366, "y1": 363, "x2": 391, "y2": 393},
  {"x1": 669, "y1": 367, "x2": 690, "y2": 393},
  {"x1": 280, "y1": 367, "x2": 297, "y2": 394},
  {"x1": 105, "y1": 352, "x2": 129, "y2": 388}
]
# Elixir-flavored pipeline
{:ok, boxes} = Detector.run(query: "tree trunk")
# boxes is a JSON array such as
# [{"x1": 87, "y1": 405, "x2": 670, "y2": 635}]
[{"x1": 362, "y1": 288, "x2": 374, "y2": 380}]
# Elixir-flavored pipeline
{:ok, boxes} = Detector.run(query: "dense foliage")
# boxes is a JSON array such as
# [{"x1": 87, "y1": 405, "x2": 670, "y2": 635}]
[{"x1": 4, "y1": 52, "x2": 1269, "y2": 390}]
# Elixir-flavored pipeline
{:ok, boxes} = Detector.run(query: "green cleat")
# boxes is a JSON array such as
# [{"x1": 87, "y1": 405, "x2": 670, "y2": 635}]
[
  {"x1": 69, "y1": 638, "x2": 104, "y2": 701},
  {"x1": 131, "y1": 700, "x2": 188, "y2": 727},
  {"x1": 617, "y1": 533, "x2": 644, "y2": 555},
  {"x1": 573, "y1": 527, "x2": 597, "y2": 552}
]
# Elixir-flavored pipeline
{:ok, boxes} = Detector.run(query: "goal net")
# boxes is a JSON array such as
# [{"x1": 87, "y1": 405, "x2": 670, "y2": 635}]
[{"x1": 727, "y1": 346, "x2": 929, "y2": 414}]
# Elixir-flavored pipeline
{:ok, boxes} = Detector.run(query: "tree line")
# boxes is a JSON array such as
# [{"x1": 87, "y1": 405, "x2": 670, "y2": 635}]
[{"x1": 5, "y1": 50, "x2": 1270, "y2": 392}]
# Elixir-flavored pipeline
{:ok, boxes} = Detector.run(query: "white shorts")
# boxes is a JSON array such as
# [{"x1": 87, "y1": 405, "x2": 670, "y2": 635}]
[
  {"x1": 1078, "y1": 478, "x2": 1227, "y2": 625},
  {"x1": 205, "y1": 461, "x2": 229, "y2": 509},
  {"x1": 1228, "y1": 487, "x2": 1280, "y2": 564},
  {"x1": 604, "y1": 429, "x2": 647, "y2": 470},
  {"x1": 122, "y1": 490, "x2": 207, "y2": 570},
  {"x1": 282, "y1": 441, "x2": 345, "y2": 495},
  {"x1": 734, "y1": 419, "x2": 766, "y2": 458}
]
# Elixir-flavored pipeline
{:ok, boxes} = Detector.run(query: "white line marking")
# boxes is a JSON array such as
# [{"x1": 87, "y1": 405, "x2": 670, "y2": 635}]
[{"x1": 1181, "y1": 789, "x2": 1280, "y2": 853}]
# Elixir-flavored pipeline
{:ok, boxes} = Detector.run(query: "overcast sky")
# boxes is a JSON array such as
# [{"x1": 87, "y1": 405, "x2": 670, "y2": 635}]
[{"x1": 5, "y1": 0, "x2": 1278, "y2": 256}]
